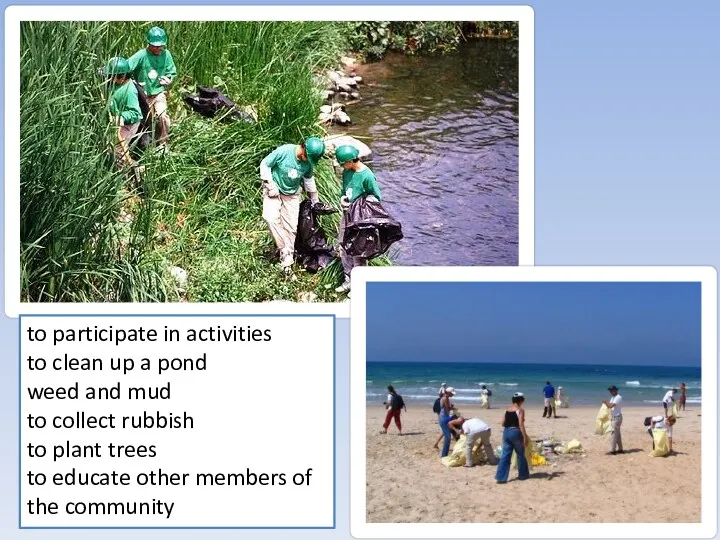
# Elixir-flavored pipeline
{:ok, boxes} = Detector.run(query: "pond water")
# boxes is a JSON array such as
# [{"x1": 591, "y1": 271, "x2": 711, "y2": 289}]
[{"x1": 338, "y1": 39, "x2": 520, "y2": 266}]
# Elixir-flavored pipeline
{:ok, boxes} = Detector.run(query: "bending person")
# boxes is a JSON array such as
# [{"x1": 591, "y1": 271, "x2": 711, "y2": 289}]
[
  {"x1": 259, "y1": 137, "x2": 326, "y2": 272},
  {"x1": 333, "y1": 144, "x2": 382, "y2": 294}
]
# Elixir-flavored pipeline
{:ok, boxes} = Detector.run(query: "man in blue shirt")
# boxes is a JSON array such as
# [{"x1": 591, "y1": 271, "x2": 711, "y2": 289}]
[{"x1": 543, "y1": 381, "x2": 556, "y2": 418}]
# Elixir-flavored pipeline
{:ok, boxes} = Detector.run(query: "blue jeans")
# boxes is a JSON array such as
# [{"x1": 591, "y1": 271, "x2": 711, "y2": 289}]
[
  {"x1": 439, "y1": 414, "x2": 452, "y2": 457},
  {"x1": 494, "y1": 427, "x2": 529, "y2": 482}
]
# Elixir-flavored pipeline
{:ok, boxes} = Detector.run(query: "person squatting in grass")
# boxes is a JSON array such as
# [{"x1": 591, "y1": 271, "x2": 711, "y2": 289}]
[
  {"x1": 333, "y1": 144, "x2": 383, "y2": 294},
  {"x1": 259, "y1": 136, "x2": 327, "y2": 272},
  {"x1": 104, "y1": 56, "x2": 144, "y2": 178},
  {"x1": 128, "y1": 26, "x2": 176, "y2": 153}
]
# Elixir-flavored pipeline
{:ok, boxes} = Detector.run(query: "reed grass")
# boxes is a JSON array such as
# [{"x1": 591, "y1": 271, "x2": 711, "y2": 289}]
[{"x1": 21, "y1": 21, "x2": 394, "y2": 303}]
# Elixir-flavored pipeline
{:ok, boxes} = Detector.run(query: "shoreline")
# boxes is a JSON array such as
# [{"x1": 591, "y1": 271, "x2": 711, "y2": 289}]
[{"x1": 366, "y1": 404, "x2": 701, "y2": 523}]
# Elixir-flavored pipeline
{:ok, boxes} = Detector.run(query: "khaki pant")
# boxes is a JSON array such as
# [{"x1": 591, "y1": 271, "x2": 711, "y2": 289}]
[
  {"x1": 262, "y1": 187, "x2": 301, "y2": 265},
  {"x1": 610, "y1": 415, "x2": 623, "y2": 452},
  {"x1": 114, "y1": 122, "x2": 140, "y2": 168},
  {"x1": 147, "y1": 91, "x2": 171, "y2": 144},
  {"x1": 466, "y1": 429, "x2": 496, "y2": 466}
]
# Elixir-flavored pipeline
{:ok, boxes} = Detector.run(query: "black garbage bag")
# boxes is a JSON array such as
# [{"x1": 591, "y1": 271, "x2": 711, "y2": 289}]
[
  {"x1": 183, "y1": 85, "x2": 256, "y2": 124},
  {"x1": 342, "y1": 196, "x2": 403, "y2": 259},
  {"x1": 132, "y1": 81, "x2": 153, "y2": 154},
  {"x1": 294, "y1": 200, "x2": 338, "y2": 273}
]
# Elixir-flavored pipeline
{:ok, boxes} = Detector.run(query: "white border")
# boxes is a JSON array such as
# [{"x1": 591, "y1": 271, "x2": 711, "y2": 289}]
[
  {"x1": 5, "y1": 5, "x2": 535, "y2": 318},
  {"x1": 350, "y1": 265, "x2": 717, "y2": 538}
]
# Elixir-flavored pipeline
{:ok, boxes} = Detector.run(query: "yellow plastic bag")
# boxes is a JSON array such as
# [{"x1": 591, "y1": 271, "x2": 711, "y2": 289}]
[
  {"x1": 530, "y1": 452, "x2": 547, "y2": 466},
  {"x1": 595, "y1": 404, "x2": 612, "y2": 435},
  {"x1": 555, "y1": 396, "x2": 570, "y2": 409},
  {"x1": 672, "y1": 401, "x2": 680, "y2": 418},
  {"x1": 566, "y1": 439, "x2": 584, "y2": 453},
  {"x1": 441, "y1": 434, "x2": 468, "y2": 467},
  {"x1": 441, "y1": 434, "x2": 492, "y2": 467},
  {"x1": 480, "y1": 395, "x2": 489, "y2": 409},
  {"x1": 650, "y1": 429, "x2": 670, "y2": 457},
  {"x1": 510, "y1": 438, "x2": 534, "y2": 470}
]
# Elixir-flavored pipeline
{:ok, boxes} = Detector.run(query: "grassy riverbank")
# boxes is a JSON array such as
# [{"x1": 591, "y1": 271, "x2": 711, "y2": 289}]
[{"x1": 21, "y1": 21, "x2": 507, "y2": 303}]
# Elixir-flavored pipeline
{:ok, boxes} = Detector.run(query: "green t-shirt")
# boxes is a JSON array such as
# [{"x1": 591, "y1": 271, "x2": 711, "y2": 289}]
[
  {"x1": 127, "y1": 48, "x2": 177, "y2": 96},
  {"x1": 108, "y1": 80, "x2": 142, "y2": 125},
  {"x1": 341, "y1": 166, "x2": 382, "y2": 202},
  {"x1": 261, "y1": 144, "x2": 314, "y2": 195}
]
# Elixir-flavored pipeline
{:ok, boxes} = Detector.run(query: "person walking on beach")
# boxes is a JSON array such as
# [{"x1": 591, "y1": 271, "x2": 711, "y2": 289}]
[
  {"x1": 679, "y1": 383, "x2": 687, "y2": 411},
  {"x1": 448, "y1": 416, "x2": 498, "y2": 467},
  {"x1": 495, "y1": 392, "x2": 530, "y2": 483},
  {"x1": 480, "y1": 385, "x2": 492, "y2": 409},
  {"x1": 128, "y1": 26, "x2": 177, "y2": 153},
  {"x1": 542, "y1": 381, "x2": 556, "y2": 418},
  {"x1": 259, "y1": 137, "x2": 326, "y2": 272},
  {"x1": 104, "y1": 57, "x2": 143, "y2": 177},
  {"x1": 333, "y1": 144, "x2": 383, "y2": 294},
  {"x1": 603, "y1": 385, "x2": 624, "y2": 455},
  {"x1": 437, "y1": 387, "x2": 457, "y2": 457},
  {"x1": 381, "y1": 385, "x2": 406, "y2": 435},
  {"x1": 662, "y1": 388, "x2": 677, "y2": 414},
  {"x1": 647, "y1": 415, "x2": 676, "y2": 452}
]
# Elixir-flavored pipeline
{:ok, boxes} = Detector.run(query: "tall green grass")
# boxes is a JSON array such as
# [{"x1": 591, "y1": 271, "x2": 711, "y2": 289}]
[{"x1": 21, "y1": 21, "x2": 379, "y2": 303}]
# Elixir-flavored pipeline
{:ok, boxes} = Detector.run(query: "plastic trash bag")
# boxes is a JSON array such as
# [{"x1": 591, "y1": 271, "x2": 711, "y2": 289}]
[
  {"x1": 650, "y1": 429, "x2": 670, "y2": 457},
  {"x1": 341, "y1": 196, "x2": 403, "y2": 258},
  {"x1": 441, "y1": 434, "x2": 492, "y2": 467},
  {"x1": 555, "y1": 396, "x2": 570, "y2": 409},
  {"x1": 480, "y1": 394, "x2": 489, "y2": 409},
  {"x1": 183, "y1": 85, "x2": 257, "y2": 123},
  {"x1": 565, "y1": 439, "x2": 584, "y2": 453},
  {"x1": 672, "y1": 401, "x2": 680, "y2": 418},
  {"x1": 294, "y1": 200, "x2": 337, "y2": 273},
  {"x1": 595, "y1": 404, "x2": 613, "y2": 435},
  {"x1": 510, "y1": 439, "x2": 534, "y2": 470}
]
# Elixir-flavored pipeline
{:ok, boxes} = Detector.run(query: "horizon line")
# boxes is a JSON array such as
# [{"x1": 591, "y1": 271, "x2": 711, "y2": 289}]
[{"x1": 366, "y1": 360, "x2": 701, "y2": 369}]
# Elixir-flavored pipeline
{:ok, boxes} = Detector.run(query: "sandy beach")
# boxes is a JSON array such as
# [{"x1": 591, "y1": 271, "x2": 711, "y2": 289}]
[{"x1": 366, "y1": 403, "x2": 701, "y2": 523}]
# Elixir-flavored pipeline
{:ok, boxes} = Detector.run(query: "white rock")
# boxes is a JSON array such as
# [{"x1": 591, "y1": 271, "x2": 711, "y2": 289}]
[
  {"x1": 322, "y1": 135, "x2": 372, "y2": 159},
  {"x1": 170, "y1": 266, "x2": 188, "y2": 288},
  {"x1": 298, "y1": 292, "x2": 318, "y2": 303},
  {"x1": 350, "y1": 92, "x2": 360, "y2": 100},
  {"x1": 333, "y1": 110, "x2": 352, "y2": 125},
  {"x1": 331, "y1": 103, "x2": 345, "y2": 112},
  {"x1": 339, "y1": 76, "x2": 358, "y2": 88},
  {"x1": 326, "y1": 70, "x2": 342, "y2": 83},
  {"x1": 323, "y1": 90, "x2": 335, "y2": 100},
  {"x1": 318, "y1": 112, "x2": 332, "y2": 123},
  {"x1": 353, "y1": 75, "x2": 363, "y2": 83},
  {"x1": 320, "y1": 105, "x2": 332, "y2": 114},
  {"x1": 340, "y1": 56, "x2": 356, "y2": 67}
]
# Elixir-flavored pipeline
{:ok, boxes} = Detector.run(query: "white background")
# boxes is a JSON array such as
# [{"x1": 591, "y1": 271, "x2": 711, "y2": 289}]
[{"x1": 20, "y1": 315, "x2": 335, "y2": 528}]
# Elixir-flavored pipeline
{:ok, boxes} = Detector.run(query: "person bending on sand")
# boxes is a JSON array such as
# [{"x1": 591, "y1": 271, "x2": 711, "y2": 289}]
[
  {"x1": 647, "y1": 414, "x2": 676, "y2": 453},
  {"x1": 447, "y1": 416, "x2": 498, "y2": 467}
]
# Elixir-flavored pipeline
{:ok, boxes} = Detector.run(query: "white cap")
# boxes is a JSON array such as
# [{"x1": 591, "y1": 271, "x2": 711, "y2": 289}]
[
  {"x1": 445, "y1": 386, "x2": 456, "y2": 395},
  {"x1": 513, "y1": 392, "x2": 524, "y2": 398}
]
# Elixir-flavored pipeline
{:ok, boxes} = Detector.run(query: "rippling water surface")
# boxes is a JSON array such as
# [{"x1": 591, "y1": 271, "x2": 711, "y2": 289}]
[{"x1": 339, "y1": 39, "x2": 519, "y2": 265}]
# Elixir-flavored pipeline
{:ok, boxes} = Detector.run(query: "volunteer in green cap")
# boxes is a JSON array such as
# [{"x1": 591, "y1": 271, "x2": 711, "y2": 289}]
[
  {"x1": 104, "y1": 56, "x2": 143, "y2": 172},
  {"x1": 128, "y1": 26, "x2": 177, "y2": 152},
  {"x1": 259, "y1": 137, "x2": 326, "y2": 271},
  {"x1": 334, "y1": 144, "x2": 382, "y2": 293}
]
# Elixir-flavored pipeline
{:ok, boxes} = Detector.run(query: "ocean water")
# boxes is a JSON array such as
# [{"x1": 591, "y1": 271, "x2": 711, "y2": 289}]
[{"x1": 366, "y1": 362, "x2": 701, "y2": 407}]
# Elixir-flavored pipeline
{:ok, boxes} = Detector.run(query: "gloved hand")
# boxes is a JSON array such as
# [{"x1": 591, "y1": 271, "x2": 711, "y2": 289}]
[
  {"x1": 159, "y1": 76, "x2": 172, "y2": 87},
  {"x1": 340, "y1": 196, "x2": 351, "y2": 209},
  {"x1": 265, "y1": 182, "x2": 279, "y2": 198}
]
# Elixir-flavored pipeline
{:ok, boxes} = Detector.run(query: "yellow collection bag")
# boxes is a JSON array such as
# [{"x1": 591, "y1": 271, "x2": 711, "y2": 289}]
[
  {"x1": 650, "y1": 429, "x2": 670, "y2": 457},
  {"x1": 441, "y1": 434, "x2": 491, "y2": 467},
  {"x1": 672, "y1": 401, "x2": 680, "y2": 418},
  {"x1": 480, "y1": 395, "x2": 489, "y2": 409},
  {"x1": 555, "y1": 396, "x2": 570, "y2": 409},
  {"x1": 510, "y1": 438, "x2": 534, "y2": 470},
  {"x1": 595, "y1": 404, "x2": 613, "y2": 435}
]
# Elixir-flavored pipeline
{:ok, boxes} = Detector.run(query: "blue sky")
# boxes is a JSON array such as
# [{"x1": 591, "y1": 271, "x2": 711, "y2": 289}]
[{"x1": 365, "y1": 282, "x2": 702, "y2": 366}]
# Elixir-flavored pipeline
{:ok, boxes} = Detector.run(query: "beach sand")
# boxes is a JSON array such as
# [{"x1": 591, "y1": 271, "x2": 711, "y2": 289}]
[{"x1": 366, "y1": 404, "x2": 701, "y2": 523}]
